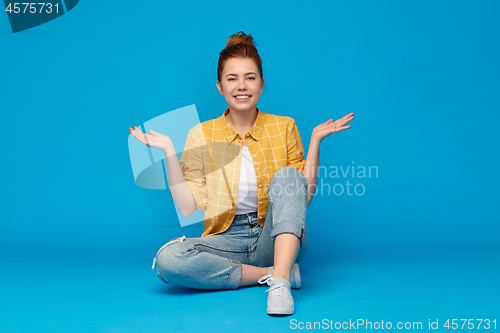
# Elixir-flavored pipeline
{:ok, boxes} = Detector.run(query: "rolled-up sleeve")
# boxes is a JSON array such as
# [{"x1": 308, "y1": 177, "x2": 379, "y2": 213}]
[
  {"x1": 286, "y1": 118, "x2": 307, "y2": 173},
  {"x1": 179, "y1": 126, "x2": 208, "y2": 211}
]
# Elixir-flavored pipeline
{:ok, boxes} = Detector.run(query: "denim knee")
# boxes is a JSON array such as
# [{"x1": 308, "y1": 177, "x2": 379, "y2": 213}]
[
  {"x1": 267, "y1": 166, "x2": 308, "y2": 241},
  {"x1": 153, "y1": 237, "x2": 242, "y2": 290},
  {"x1": 154, "y1": 237, "x2": 187, "y2": 285},
  {"x1": 270, "y1": 166, "x2": 308, "y2": 191}
]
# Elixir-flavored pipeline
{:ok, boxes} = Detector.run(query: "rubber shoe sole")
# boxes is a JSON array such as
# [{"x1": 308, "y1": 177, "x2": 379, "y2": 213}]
[{"x1": 267, "y1": 306, "x2": 295, "y2": 315}]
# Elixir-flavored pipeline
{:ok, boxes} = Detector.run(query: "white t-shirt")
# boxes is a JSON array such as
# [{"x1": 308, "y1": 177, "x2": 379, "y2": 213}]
[{"x1": 235, "y1": 145, "x2": 258, "y2": 215}]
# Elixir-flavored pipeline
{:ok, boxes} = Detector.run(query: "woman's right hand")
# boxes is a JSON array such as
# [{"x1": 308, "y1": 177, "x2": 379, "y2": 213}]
[{"x1": 129, "y1": 126, "x2": 175, "y2": 155}]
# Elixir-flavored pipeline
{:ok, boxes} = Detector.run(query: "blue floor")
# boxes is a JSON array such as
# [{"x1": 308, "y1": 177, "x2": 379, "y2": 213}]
[{"x1": 1, "y1": 244, "x2": 498, "y2": 332}]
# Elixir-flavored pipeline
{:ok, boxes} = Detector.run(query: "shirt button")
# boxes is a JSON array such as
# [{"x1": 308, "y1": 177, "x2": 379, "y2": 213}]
[
  {"x1": 246, "y1": 133, "x2": 250, "y2": 136},
  {"x1": 256, "y1": 167, "x2": 260, "y2": 171},
  {"x1": 259, "y1": 201, "x2": 262, "y2": 204},
  {"x1": 247, "y1": 140, "x2": 251, "y2": 144},
  {"x1": 259, "y1": 216, "x2": 263, "y2": 219},
  {"x1": 259, "y1": 184, "x2": 262, "y2": 188}
]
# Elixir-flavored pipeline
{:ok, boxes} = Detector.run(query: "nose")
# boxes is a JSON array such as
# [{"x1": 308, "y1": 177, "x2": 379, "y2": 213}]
[{"x1": 237, "y1": 78, "x2": 247, "y2": 90}]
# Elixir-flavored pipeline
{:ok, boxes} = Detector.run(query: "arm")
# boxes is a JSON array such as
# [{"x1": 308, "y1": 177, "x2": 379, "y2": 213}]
[
  {"x1": 302, "y1": 112, "x2": 355, "y2": 207},
  {"x1": 302, "y1": 137, "x2": 320, "y2": 207},
  {"x1": 286, "y1": 118, "x2": 314, "y2": 206},
  {"x1": 164, "y1": 149, "x2": 197, "y2": 217},
  {"x1": 129, "y1": 126, "x2": 198, "y2": 217}
]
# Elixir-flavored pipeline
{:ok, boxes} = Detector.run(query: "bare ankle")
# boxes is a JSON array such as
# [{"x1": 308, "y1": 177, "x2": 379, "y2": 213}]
[{"x1": 271, "y1": 271, "x2": 290, "y2": 282}]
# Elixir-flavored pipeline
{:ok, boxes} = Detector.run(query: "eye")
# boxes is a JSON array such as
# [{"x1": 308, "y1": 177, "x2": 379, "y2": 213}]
[
  {"x1": 248, "y1": 77, "x2": 256, "y2": 80},
  {"x1": 228, "y1": 78, "x2": 235, "y2": 81}
]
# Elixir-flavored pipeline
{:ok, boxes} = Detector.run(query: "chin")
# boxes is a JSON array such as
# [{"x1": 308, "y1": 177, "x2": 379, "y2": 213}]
[
  {"x1": 231, "y1": 99, "x2": 258, "y2": 110},
  {"x1": 232, "y1": 105, "x2": 257, "y2": 113}
]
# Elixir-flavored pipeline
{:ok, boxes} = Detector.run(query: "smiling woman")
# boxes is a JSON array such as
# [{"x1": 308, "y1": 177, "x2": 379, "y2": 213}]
[
  {"x1": 216, "y1": 57, "x2": 265, "y2": 136},
  {"x1": 129, "y1": 31, "x2": 354, "y2": 316},
  {"x1": 215, "y1": 34, "x2": 266, "y2": 136}
]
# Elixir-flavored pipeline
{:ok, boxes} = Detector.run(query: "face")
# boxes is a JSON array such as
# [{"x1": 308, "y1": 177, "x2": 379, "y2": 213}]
[{"x1": 216, "y1": 57, "x2": 264, "y2": 115}]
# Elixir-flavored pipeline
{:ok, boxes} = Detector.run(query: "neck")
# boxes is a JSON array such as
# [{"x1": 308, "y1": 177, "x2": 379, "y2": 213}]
[{"x1": 226, "y1": 107, "x2": 258, "y2": 133}]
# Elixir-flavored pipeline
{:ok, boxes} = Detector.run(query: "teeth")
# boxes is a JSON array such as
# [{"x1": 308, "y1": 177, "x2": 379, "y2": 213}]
[{"x1": 236, "y1": 96, "x2": 250, "y2": 99}]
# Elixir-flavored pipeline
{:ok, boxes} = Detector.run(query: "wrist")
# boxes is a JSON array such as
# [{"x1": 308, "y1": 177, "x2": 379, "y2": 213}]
[
  {"x1": 310, "y1": 133, "x2": 322, "y2": 146},
  {"x1": 163, "y1": 147, "x2": 176, "y2": 158}
]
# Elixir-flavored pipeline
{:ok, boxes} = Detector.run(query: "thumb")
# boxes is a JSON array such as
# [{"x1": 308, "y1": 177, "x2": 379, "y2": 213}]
[{"x1": 149, "y1": 130, "x2": 158, "y2": 136}]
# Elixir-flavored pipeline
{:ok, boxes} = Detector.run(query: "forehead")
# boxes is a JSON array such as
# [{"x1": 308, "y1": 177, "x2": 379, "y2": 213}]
[{"x1": 223, "y1": 58, "x2": 258, "y2": 75}]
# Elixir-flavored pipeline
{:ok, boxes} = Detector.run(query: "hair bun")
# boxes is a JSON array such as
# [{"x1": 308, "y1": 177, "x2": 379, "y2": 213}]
[
  {"x1": 226, "y1": 31, "x2": 257, "y2": 48},
  {"x1": 217, "y1": 31, "x2": 263, "y2": 83}
]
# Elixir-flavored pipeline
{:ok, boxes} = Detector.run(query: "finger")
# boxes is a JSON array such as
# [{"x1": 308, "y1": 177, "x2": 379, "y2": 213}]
[
  {"x1": 142, "y1": 131, "x2": 150, "y2": 146},
  {"x1": 130, "y1": 126, "x2": 152, "y2": 146},
  {"x1": 133, "y1": 126, "x2": 150, "y2": 146},
  {"x1": 130, "y1": 130, "x2": 146, "y2": 144},
  {"x1": 133, "y1": 126, "x2": 144, "y2": 135},
  {"x1": 339, "y1": 112, "x2": 354, "y2": 120},
  {"x1": 339, "y1": 113, "x2": 354, "y2": 122},
  {"x1": 345, "y1": 115, "x2": 354, "y2": 123},
  {"x1": 336, "y1": 125, "x2": 352, "y2": 132},
  {"x1": 130, "y1": 126, "x2": 142, "y2": 137},
  {"x1": 149, "y1": 130, "x2": 160, "y2": 137},
  {"x1": 338, "y1": 116, "x2": 354, "y2": 126}
]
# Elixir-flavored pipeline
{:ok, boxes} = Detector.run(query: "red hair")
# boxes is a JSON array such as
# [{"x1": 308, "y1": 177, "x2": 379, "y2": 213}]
[{"x1": 217, "y1": 31, "x2": 264, "y2": 83}]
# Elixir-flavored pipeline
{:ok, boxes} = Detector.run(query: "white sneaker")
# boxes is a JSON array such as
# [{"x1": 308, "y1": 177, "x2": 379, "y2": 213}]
[
  {"x1": 258, "y1": 275, "x2": 294, "y2": 315},
  {"x1": 267, "y1": 263, "x2": 301, "y2": 289}
]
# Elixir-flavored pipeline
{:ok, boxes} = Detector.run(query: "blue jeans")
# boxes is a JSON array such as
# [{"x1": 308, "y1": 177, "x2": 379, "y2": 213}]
[{"x1": 153, "y1": 166, "x2": 309, "y2": 290}]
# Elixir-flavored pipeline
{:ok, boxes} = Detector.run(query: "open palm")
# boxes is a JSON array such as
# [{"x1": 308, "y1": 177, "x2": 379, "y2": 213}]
[
  {"x1": 129, "y1": 126, "x2": 174, "y2": 154},
  {"x1": 312, "y1": 112, "x2": 354, "y2": 142}
]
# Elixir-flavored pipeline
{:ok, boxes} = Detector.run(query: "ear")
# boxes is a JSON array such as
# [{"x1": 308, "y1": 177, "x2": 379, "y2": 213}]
[
  {"x1": 216, "y1": 80, "x2": 223, "y2": 95},
  {"x1": 261, "y1": 77, "x2": 265, "y2": 91}
]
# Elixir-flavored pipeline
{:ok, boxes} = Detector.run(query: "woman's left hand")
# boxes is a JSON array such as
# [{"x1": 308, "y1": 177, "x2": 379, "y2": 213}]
[{"x1": 311, "y1": 112, "x2": 354, "y2": 143}]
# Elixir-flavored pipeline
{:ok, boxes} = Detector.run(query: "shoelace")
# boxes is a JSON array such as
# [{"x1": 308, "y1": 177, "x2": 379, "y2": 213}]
[{"x1": 258, "y1": 275, "x2": 287, "y2": 297}]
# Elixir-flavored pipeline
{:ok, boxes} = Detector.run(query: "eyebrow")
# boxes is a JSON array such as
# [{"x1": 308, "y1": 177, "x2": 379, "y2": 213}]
[{"x1": 226, "y1": 72, "x2": 257, "y2": 77}]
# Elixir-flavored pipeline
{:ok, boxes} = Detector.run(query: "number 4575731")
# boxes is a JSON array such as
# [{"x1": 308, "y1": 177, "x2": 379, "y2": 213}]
[
  {"x1": 5, "y1": 3, "x2": 59, "y2": 14},
  {"x1": 444, "y1": 319, "x2": 496, "y2": 330}
]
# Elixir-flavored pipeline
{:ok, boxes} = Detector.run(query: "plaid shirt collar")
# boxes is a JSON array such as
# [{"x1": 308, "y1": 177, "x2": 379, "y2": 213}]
[{"x1": 219, "y1": 107, "x2": 265, "y2": 144}]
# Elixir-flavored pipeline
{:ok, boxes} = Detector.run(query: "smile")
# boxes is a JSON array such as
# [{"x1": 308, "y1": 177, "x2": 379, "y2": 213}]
[{"x1": 234, "y1": 95, "x2": 251, "y2": 101}]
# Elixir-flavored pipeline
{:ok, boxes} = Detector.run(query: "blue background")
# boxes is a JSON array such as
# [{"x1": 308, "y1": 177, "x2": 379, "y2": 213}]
[{"x1": 1, "y1": 1, "x2": 499, "y2": 332}]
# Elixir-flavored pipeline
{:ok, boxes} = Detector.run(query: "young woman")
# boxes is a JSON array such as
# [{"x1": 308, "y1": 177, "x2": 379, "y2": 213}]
[{"x1": 129, "y1": 31, "x2": 354, "y2": 315}]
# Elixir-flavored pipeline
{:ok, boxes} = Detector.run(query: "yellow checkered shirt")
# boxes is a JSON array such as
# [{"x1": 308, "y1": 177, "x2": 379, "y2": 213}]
[{"x1": 179, "y1": 108, "x2": 307, "y2": 237}]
